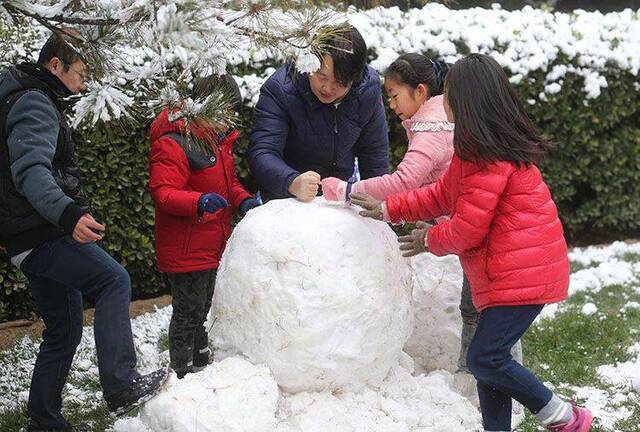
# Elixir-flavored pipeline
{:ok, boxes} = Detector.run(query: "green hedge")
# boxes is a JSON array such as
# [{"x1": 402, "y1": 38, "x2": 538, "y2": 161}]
[{"x1": 1, "y1": 63, "x2": 640, "y2": 321}]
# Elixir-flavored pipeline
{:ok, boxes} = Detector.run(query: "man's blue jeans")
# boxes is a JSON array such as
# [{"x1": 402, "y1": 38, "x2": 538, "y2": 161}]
[
  {"x1": 467, "y1": 304, "x2": 552, "y2": 431},
  {"x1": 21, "y1": 236, "x2": 140, "y2": 429}
]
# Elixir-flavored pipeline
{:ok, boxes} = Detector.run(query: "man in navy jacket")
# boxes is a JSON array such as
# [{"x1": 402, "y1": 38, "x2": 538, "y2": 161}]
[{"x1": 249, "y1": 25, "x2": 389, "y2": 202}]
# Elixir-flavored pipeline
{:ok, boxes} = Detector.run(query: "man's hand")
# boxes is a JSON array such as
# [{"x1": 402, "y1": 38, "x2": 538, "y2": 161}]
[
  {"x1": 397, "y1": 221, "x2": 432, "y2": 257},
  {"x1": 350, "y1": 192, "x2": 383, "y2": 220},
  {"x1": 289, "y1": 171, "x2": 321, "y2": 202},
  {"x1": 73, "y1": 214, "x2": 105, "y2": 243}
]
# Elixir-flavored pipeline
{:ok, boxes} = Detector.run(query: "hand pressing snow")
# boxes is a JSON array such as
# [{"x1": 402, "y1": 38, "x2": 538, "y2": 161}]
[
  {"x1": 350, "y1": 192, "x2": 383, "y2": 220},
  {"x1": 398, "y1": 221, "x2": 432, "y2": 257},
  {"x1": 289, "y1": 171, "x2": 321, "y2": 202}
]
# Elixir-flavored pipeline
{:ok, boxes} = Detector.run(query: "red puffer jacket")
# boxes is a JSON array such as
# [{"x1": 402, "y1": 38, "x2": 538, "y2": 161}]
[
  {"x1": 385, "y1": 155, "x2": 569, "y2": 311},
  {"x1": 149, "y1": 109, "x2": 252, "y2": 273}
]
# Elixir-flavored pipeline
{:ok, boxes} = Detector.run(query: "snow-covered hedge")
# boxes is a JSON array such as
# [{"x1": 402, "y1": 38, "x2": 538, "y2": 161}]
[{"x1": 2, "y1": 4, "x2": 640, "y2": 320}]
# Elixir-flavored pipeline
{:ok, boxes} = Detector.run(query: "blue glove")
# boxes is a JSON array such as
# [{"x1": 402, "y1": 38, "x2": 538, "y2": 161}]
[
  {"x1": 198, "y1": 193, "x2": 228, "y2": 215},
  {"x1": 239, "y1": 198, "x2": 260, "y2": 216}
]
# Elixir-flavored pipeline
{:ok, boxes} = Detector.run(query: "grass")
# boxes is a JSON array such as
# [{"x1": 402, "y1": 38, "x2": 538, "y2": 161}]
[{"x1": 157, "y1": 330, "x2": 169, "y2": 353}]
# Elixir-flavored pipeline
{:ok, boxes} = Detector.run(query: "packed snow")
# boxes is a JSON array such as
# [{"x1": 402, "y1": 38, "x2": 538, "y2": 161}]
[{"x1": 209, "y1": 199, "x2": 414, "y2": 393}]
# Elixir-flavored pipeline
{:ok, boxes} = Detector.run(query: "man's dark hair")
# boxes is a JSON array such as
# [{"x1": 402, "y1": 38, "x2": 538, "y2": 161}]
[
  {"x1": 385, "y1": 53, "x2": 450, "y2": 97},
  {"x1": 37, "y1": 31, "x2": 83, "y2": 70},
  {"x1": 445, "y1": 53, "x2": 552, "y2": 165},
  {"x1": 322, "y1": 24, "x2": 367, "y2": 87}
]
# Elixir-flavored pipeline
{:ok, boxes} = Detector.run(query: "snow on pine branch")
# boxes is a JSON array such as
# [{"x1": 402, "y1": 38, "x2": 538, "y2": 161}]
[
  {"x1": 2, "y1": 0, "x2": 344, "y2": 126},
  {"x1": 2, "y1": 2, "x2": 640, "y2": 125}
]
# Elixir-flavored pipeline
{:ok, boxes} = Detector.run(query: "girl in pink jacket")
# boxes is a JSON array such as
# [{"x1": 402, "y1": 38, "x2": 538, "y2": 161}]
[{"x1": 322, "y1": 53, "x2": 454, "y2": 201}]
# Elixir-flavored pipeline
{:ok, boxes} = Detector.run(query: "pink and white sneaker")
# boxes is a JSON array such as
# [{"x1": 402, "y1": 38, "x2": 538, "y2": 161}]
[{"x1": 547, "y1": 405, "x2": 593, "y2": 432}]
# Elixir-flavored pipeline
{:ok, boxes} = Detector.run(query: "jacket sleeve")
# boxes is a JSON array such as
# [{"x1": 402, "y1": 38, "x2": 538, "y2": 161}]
[
  {"x1": 385, "y1": 160, "x2": 453, "y2": 224},
  {"x1": 7, "y1": 91, "x2": 86, "y2": 234},
  {"x1": 148, "y1": 136, "x2": 201, "y2": 219},
  {"x1": 427, "y1": 162, "x2": 513, "y2": 257},
  {"x1": 354, "y1": 84, "x2": 389, "y2": 179},
  {"x1": 353, "y1": 131, "x2": 450, "y2": 200},
  {"x1": 248, "y1": 76, "x2": 298, "y2": 199}
]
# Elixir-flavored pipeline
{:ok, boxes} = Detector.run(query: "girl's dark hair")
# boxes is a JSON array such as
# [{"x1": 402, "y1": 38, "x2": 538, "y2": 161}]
[
  {"x1": 385, "y1": 53, "x2": 449, "y2": 96},
  {"x1": 445, "y1": 53, "x2": 551, "y2": 165},
  {"x1": 37, "y1": 31, "x2": 83, "y2": 70},
  {"x1": 322, "y1": 24, "x2": 367, "y2": 87}
]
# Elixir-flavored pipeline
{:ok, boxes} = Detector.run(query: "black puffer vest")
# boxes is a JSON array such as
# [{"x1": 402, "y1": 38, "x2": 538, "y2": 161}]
[{"x1": 0, "y1": 64, "x2": 88, "y2": 255}]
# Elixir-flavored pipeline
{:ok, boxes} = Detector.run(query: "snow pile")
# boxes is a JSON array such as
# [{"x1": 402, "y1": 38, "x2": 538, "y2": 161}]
[
  {"x1": 114, "y1": 355, "x2": 481, "y2": 432},
  {"x1": 210, "y1": 198, "x2": 414, "y2": 393},
  {"x1": 597, "y1": 343, "x2": 640, "y2": 393},
  {"x1": 538, "y1": 241, "x2": 640, "y2": 321},
  {"x1": 276, "y1": 362, "x2": 480, "y2": 432},
  {"x1": 405, "y1": 253, "x2": 463, "y2": 373},
  {"x1": 113, "y1": 358, "x2": 279, "y2": 432}
]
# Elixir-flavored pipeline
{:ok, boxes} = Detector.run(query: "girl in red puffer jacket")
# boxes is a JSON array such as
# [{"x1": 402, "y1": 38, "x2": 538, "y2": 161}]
[
  {"x1": 149, "y1": 76, "x2": 259, "y2": 379},
  {"x1": 351, "y1": 54, "x2": 593, "y2": 432}
]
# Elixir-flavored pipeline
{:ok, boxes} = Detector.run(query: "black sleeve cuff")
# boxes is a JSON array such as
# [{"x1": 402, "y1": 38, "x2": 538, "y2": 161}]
[{"x1": 59, "y1": 202, "x2": 87, "y2": 235}]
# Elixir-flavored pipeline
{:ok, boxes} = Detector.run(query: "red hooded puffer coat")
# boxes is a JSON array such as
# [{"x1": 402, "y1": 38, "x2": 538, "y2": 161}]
[
  {"x1": 385, "y1": 155, "x2": 569, "y2": 311},
  {"x1": 149, "y1": 109, "x2": 252, "y2": 273}
]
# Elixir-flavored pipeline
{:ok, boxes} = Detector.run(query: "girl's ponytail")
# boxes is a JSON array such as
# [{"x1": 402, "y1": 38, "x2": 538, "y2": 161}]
[
  {"x1": 430, "y1": 59, "x2": 449, "y2": 96},
  {"x1": 385, "y1": 53, "x2": 450, "y2": 97}
]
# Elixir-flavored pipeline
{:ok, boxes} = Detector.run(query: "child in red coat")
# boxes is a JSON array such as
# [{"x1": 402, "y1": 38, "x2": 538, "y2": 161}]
[
  {"x1": 352, "y1": 54, "x2": 593, "y2": 432},
  {"x1": 148, "y1": 76, "x2": 259, "y2": 378}
]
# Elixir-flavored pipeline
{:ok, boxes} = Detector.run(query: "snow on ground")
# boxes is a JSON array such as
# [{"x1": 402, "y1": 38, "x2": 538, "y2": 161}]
[
  {"x1": 598, "y1": 343, "x2": 640, "y2": 393},
  {"x1": 1, "y1": 240, "x2": 639, "y2": 431},
  {"x1": 537, "y1": 241, "x2": 640, "y2": 321}
]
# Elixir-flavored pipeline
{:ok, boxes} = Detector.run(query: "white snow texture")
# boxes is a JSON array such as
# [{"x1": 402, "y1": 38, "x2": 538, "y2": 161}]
[{"x1": 210, "y1": 198, "x2": 414, "y2": 393}]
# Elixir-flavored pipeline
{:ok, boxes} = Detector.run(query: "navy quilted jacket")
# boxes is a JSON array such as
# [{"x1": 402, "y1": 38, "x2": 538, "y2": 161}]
[{"x1": 248, "y1": 63, "x2": 389, "y2": 201}]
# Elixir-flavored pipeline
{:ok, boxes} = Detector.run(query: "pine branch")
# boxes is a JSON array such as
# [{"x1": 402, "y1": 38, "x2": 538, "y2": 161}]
[{"x1": 2, "y1": 2, "x2": 120, "y2": 27}]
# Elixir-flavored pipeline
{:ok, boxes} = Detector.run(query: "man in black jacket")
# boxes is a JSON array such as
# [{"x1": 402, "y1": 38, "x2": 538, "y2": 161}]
[{"x1": 0, "y1": 32, "x2": 167, "y2": 431}]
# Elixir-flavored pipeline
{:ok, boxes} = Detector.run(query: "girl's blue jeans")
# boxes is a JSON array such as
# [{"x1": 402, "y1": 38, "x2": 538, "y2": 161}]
[{"x1": 467, "y1": 304, "x2": 553, "y2": 431}]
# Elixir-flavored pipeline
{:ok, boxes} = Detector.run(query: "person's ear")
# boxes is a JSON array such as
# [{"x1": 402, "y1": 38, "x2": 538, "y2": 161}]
[
  {"x1": 416, "y1": 83, "x2": 430, "y2": 99},
  {"x1": 47, "y1": 57, "x2": 64, "y2": 76}
]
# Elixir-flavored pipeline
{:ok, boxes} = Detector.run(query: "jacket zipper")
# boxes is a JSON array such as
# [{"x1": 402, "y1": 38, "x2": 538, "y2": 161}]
[{"x1": 217, "y1": 142, "x2": 232, "y2": 255}]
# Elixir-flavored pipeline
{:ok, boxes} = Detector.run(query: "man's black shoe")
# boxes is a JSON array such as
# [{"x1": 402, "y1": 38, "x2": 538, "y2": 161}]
[{"x1": 105, "y1": 367, "x2": 170, "y2": 416}]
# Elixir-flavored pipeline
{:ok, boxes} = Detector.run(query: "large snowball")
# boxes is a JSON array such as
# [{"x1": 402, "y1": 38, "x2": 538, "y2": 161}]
[{"x1": 211, "y1": 198, "x2": 414, "y2": 393}]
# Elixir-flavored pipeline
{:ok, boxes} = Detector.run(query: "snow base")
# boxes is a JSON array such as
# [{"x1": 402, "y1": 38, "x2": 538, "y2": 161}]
[{"x1": 113, "y1": 356, "x2": 481, "y2": 432}]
